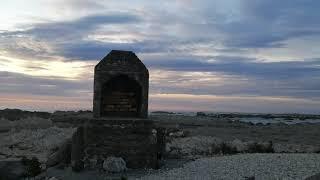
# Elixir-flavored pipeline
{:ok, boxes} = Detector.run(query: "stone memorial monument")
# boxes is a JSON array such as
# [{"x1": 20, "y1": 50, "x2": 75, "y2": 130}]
[{"x1": 68, "y1": 50, "x2": 164, "y2": 171}]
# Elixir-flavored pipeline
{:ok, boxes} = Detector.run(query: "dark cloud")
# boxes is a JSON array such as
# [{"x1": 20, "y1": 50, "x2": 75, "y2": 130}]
[
  {"x1": 58, "y1": 40, "x2": 176, "y2": 60},
  {"x1": 146, "y1": 56, "x2": 320, "y2": 99},
  {"x1": 0, "y1": 0, "x2": 320, "y2": 113},
  {"x1": 0, "y1": 13, "x2": 142, "y2": 59},
  {"x1": 3, "y1": 13, "x2": 141, "y2": 39},
  {"x1": 30, "y1": 14, "x2": 140, "y2": 40},
  {"x1": 0, "y1": 12, "x2": 189, "y2": 60},
  {"x1": 0, "y1": 71, "x2": 92, "y2": 97},
  {"x1": 147, "y1": 56, "x2": 320, "y2": 79},
  {"x1": 2, "y1": 0, "x2": 320, "y2": 59},
  {"x1": 217, "y1": 0, "x2": 320, "y2": 48}
]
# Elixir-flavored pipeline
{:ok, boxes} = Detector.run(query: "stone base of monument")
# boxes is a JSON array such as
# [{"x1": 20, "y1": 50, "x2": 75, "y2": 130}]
[{"x1": 69, "y1": 117, "x2": 165, "y2": 171}]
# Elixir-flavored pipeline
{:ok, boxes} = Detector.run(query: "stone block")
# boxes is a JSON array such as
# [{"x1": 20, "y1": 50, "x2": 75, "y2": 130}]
[
  {"x1": 70, "y1": 118, "x2": 164, "y2": 171},
  {"x1": 71, "y1": 126, "x2": 85, "y2": 171}
]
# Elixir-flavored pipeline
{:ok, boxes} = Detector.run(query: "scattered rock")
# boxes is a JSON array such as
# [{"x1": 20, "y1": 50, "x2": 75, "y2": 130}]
[
  {"x1": 166, "y1": 128, "x2": 180, "y2": 136},
  {"x1": 84, "y1": 155, "x2": 104, "y2": 170},
  {"x1": 103, "y1": 157, "x2": 127, "y2": 173}
]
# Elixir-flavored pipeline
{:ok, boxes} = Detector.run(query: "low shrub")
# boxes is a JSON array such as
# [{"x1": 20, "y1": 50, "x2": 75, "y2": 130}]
[
  {"x1": 21, "y1": 156, "x2": 42, "y2": 177},
  {"x1": 247, "y1": 141, "x2": 274, "y2": 153},
  {"x1": 220, "y1": 143, "x2": 238, "y2": 155}
]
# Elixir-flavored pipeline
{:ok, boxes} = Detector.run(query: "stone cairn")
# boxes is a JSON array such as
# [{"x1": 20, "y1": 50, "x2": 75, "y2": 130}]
[{"x1": 54, "y1": 50, "x2": 165, "y2": 171}]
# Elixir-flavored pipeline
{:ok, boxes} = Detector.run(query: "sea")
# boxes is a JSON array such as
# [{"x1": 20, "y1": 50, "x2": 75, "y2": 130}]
[{"x1": 150, "y1": 111, "x2": 320, "y2": 125}]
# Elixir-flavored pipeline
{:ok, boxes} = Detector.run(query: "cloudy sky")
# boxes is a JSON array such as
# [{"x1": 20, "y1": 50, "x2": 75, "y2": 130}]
[{"x1": 0, "y1": 0, "x2": 320, "y2": 113}]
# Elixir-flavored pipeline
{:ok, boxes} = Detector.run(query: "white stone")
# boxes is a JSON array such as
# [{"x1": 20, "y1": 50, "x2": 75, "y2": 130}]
[
  {"x1": 48, "y1": 177, "x2": 59, "y2": 180},
  {"x1": 169, "y1": 131, "x2": 185, "y2": 138}
]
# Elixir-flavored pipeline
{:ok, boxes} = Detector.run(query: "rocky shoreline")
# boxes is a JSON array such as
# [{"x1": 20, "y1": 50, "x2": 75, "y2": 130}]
[{"x1": 0, "y1": 111, "x2": 320, "y2": 179}]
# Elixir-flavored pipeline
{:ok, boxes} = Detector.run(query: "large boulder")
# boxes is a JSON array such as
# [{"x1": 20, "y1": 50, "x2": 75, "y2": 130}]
[{"x1": 103, "y1": 157, "x2": 127, "y2": 173}]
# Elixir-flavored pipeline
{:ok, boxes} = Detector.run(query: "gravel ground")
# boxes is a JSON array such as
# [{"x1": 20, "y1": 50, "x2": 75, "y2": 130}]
[
  {"x1": 152, "y1": 115, "x2": 320, "y2": 148},
  {"x1": 140, "y1": 154, "x2": 320, "y2": 180}
]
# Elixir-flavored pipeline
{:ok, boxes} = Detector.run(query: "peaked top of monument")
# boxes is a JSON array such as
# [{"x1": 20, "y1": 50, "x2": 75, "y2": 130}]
[{"x1": 95, "y1": 50, "x2": 148, "y2": 73}]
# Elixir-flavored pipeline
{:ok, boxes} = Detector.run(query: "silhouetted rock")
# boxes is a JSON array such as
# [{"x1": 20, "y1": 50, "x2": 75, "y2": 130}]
[
  {"x1": 0, "y1": 108, "x2": 51, "y2": 121},
  {"x1": 196, "y1": 112, "x2": 207, "y2": 117},
  {"x1": 152, "y1": 111, "x2": 176, "y2": 115}
]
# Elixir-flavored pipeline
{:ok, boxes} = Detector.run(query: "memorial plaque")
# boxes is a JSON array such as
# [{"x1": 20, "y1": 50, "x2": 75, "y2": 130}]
[{"x1": 93, "y1": 50, "x2": 149, "y2": 118}]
